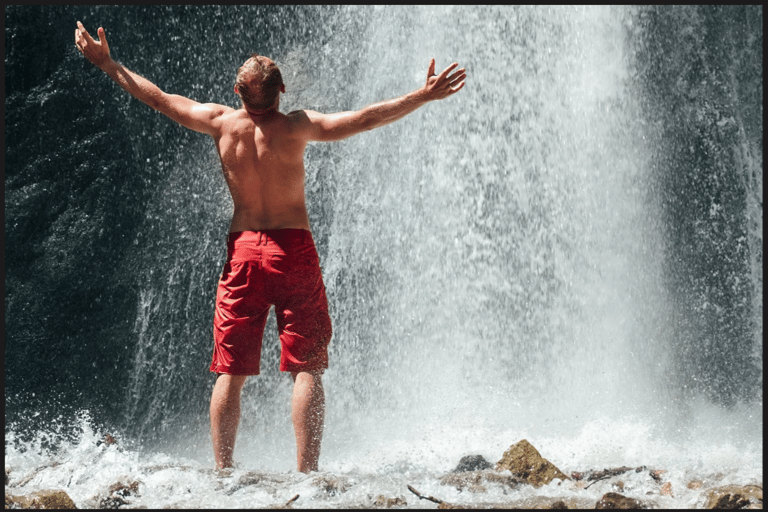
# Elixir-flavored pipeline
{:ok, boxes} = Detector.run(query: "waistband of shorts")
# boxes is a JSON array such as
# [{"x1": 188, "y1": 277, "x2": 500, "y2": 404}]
[{"x1": 227, "y1": 229, "x2": 314, "y2": 249}]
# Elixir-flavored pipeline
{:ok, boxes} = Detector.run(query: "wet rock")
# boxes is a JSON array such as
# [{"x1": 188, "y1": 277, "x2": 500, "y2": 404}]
[
  {"x1": 703, "y1": 484, "x2": 762, "y2": 509},
  {"x1": 594, "y1": 492, "x2": 646, "y2": 509},
  {"x1": 372, "y1": 495, "x2": 407, "y2": 508},
  {"x1": 495, "y1": 439, "x2": 569, "y2": 488},
  {"x1": 5, "y1": 489, "x2": 77, "y2": 509},
  {"x1": 440, "y1": 469, "x2": 521, "y2": 492},
  {"x1": 437, "y1": 496, "x2": 591, "y2": 509},
  {"x1": 687, "y1": 480, "x2": 704, "y2": 490},
  {"x1": 440, "y1": 471, "x2": 484, "y2": 493},
  {"x1": 312, "y1": 475, "x2": 350, "y2": 496},
  {"x1": 660, "y1": 482, "x2": 673, "y2": 497},
  {"x1": 98, "y1": 477, "x2": 141, "y2": 509},
  {"x1": 96, "y1": 434, "x2": 118, "y2": 447},
  {"x1": 587, "y1": 467, "x2": 636, "y2": 481},
  {"x1": 452, "y1": 455, "x2": 493, "y2": 473},
  {"x1": 648, "y1": 469, "x2": 666, "y2": 482}
]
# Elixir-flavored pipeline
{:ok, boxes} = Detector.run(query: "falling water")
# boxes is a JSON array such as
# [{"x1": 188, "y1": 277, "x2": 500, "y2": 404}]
[{"x1": 5, "y1": 5, "x2": 762, "y2": 508}]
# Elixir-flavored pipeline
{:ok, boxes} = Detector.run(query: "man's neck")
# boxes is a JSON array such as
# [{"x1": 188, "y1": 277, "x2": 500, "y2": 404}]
[{"x1": 244, "y1": 105, "x2": 279, "y2": 118}]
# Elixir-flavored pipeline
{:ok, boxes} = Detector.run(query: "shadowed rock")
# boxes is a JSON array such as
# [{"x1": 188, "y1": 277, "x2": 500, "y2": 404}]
[
  {"x1": 595, "y1": 492, "x2": 645, "y2": 509},
  {"x1": 452, "y1": 455, "x2": 493, "y2": 473},
  {"x1": 495, "y1": 439, "x2": 569, "y2": 488},
  {"x1": 703, "y1": 484, "x2": 762, "y2": 509}
]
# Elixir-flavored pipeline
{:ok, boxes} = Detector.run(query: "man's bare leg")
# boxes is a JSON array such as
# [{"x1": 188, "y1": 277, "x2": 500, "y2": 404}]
[
  {"x1": 210, "y1": 374, "x2": 248, "y2": 469},
  {"x1": 290, "y1": 370, "x2": 325, "y2": 473}
]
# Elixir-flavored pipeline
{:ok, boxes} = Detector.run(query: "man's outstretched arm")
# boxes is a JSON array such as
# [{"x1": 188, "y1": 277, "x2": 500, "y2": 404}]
[
  {"x1": 294, "y1": 58, "x2": 466, "y2": 142},
  {"x1": 74, "y1": 21, "x2": 227, "y2": 136}
]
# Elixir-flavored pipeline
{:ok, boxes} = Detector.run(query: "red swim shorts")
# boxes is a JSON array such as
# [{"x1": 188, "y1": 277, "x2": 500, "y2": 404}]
[{"x1": 210, "y1": 229, "x2": 332, "y2": 375}]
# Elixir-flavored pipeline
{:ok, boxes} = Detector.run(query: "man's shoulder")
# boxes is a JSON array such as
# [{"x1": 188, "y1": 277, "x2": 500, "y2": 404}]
[{"x1": 209, "y1": 103, "x2": 241, "y2": 117}]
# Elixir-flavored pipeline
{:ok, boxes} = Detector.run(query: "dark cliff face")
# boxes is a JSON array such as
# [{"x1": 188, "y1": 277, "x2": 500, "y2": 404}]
[
  {"x1": 5, "y1": 5, "x2": 348, "y2": 446},
  {"x1": 631, "y1": 5, "x2": 763, "y2": 405},
  {"x1": 4, "y1": 5, "x2": 762, "y2": 446}
]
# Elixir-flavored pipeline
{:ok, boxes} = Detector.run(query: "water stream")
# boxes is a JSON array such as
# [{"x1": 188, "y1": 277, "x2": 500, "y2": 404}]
[{"x1": 5, "y1": 5, "x2": 762, "y2": 508}]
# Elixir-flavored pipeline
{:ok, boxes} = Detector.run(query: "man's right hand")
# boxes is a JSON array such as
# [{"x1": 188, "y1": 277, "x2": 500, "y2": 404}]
[
  {"x1": 75, "y1": 21, "x2": 112, "y2": 70},
  {"x1": 423, "y1": 58, "x2": 466, "y2": 101}
]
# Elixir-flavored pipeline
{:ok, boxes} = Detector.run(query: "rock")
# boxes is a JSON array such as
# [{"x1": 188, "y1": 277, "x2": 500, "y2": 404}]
[
  {"x1": 588, "y1": 467, "x2": 636, "y2": 481},
  {"x1": 312, "y1": 475, "x2": 350, "y2": 496},
  {"x1": 594, "y1": 492, "x2": 645, "y2": 509},
  {"x1": 440, "y1": 469, "x2": 521, "y2": 492},
  {"x1": 5, "y1": 489, "x2": 77, "y2": 509},
  {"x1": 99, "y1": 477, "x2": 141, "y2": 509},
  {"x1": 687, "y1": 480, "x2": 704, "y2": 490},
  {"x1": 452, "y1": 455, "x2": 493, "y2": 473},
  {"x1": 660, "y1": 482, "x2": 673, "y2": 496},
  {"x1": 440, "y1": 471, "x2": 484, "y2": 492},
  {"x1": 703, "y1": 485, "x2": 762, "y2": 509},
  {"x1": 648, "y1": 469, "x2": 666, "y2": 482},
  {"x1": 372, "y1": 495, "x2": 407, "y2": 508},
  {"x1": 495, "y1": 439, "x2": 569, "y2": 488}
]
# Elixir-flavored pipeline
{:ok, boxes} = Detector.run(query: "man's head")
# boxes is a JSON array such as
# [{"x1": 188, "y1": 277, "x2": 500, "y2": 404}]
[{"x1": 234, "y1": 54, "x2": 285, "y2": 111}]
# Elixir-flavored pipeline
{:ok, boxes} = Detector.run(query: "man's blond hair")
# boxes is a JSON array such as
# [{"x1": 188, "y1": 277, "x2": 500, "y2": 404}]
[{"x1": 235, "y1": 54, "x2": 284, "y2": 110}]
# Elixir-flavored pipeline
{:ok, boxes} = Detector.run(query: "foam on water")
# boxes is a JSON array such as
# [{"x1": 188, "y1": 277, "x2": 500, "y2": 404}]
[{"x1": 5, "y1": 400, "x2": 762, "y2": 508}]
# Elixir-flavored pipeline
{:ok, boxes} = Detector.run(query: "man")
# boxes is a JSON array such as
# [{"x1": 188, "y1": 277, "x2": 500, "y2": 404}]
[{"x1": 75, "y1": 21, "x2": 466, "y2": 473}]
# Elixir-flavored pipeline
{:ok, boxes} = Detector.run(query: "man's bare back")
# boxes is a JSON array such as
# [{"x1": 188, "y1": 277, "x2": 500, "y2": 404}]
[{"x1": 213, "y1": 108, "x2": 312, "y2": 232}]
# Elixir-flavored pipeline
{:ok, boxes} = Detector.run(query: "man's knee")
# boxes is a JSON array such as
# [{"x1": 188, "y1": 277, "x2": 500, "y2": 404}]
[
  {"x1": 290, "y1": 369, "x2": 324, "y2": 382},
  {"x1": 213, "y1": 374, "x2": 248, "y2": 399}
]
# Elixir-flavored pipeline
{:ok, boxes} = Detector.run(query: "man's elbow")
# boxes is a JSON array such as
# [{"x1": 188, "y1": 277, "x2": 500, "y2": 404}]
[
  {"x1": 360, "y1": 115, "x2": 378, "y2": 132},
  {"x1": 142, "y1": 93, "x2": 164, "y2": 112}
]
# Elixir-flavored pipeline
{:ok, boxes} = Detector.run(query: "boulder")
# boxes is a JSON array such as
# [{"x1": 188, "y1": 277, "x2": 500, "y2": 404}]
[
  {"x1": 452, "y1": 455, "x2": 493, "y2": 473},
  {"x1": 594, "y1": 492, "x2": 645, "y2": 509},
  {"x1": 5, "y1": 489, "x2": 77, "y2": 509},
  {"x1": 495, "y1": 439, "x2": 569, "y2": 488},
  {"x1": 703, "y1": 484, "x2": 762, "y2": 509}
]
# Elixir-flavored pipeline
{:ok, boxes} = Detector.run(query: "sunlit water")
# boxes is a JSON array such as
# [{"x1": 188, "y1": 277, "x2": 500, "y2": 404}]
[
  {"x1": 5, "y1": 5, "x2": 762, "y2": 509},
  {"x1": 5, "y1": 401, "x2": 762, "y2": 508}
]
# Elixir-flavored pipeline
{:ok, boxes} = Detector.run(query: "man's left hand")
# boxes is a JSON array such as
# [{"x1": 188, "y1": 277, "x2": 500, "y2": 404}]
[{"x1": 75, "y1": 21, "x2": 111, "y2": 69}]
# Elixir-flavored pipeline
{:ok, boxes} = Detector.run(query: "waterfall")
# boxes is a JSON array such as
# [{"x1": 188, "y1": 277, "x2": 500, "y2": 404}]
[{"x1": 5, "y1": 5, "x2": 761, "y2": 480}]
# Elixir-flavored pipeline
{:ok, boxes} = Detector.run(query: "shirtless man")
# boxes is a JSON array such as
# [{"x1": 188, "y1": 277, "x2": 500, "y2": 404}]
[{"x1": 75, "y1": 21, "x2": 465, "y2": 473}]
